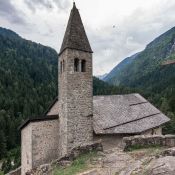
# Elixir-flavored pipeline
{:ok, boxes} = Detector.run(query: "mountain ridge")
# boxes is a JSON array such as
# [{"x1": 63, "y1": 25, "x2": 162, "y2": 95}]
[
  {"x1": 103, "y1": 52, "x2": 140, "y2": 84},
  {"x1": 104, "y1": 26, "x2": 175, "y2": 87}
]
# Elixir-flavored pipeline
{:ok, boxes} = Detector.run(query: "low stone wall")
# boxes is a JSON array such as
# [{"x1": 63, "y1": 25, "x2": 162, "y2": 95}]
[{"x1": 123, "y1": 135, "x2": 175, "y2": 151}]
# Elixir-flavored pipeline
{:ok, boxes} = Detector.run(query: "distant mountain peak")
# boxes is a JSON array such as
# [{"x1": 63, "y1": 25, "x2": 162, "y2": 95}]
[{"x1": 96, "y1": 73, "x2": 108, "y2": 80}]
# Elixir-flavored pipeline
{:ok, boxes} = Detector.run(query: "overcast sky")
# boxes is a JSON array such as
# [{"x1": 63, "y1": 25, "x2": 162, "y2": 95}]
[{"x1": 0, "y1": 0, "x2": 175, "y2": 75}]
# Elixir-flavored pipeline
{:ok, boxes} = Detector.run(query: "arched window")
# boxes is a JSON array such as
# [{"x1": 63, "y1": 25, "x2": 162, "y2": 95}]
[
  {"x1": 74, "y1": 58, "x2": 79, "y2": 72},
  {"x1": 63, "y1": 60, "x2": 65, "y2": 72},
  {"x1": 81, "y1": 60, "x2": 86, "y2": 72}
]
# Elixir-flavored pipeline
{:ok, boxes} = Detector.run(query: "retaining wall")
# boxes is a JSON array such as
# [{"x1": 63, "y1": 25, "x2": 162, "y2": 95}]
[{"x1": 123, "y1": 135, "x2": 175, "y2": 151}]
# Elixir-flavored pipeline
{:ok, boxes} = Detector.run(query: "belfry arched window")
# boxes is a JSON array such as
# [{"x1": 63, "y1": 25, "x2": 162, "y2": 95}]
[
  {"x1": 74, "y1": 58, "x2": 79, "y2": 72},
  {"x1": 63, "y1": 60, "x2": 65, "y2": 72},
  {"x1": 60, "y1": 61, "x2": 62, "y2": 73},
  {"x1": 81, "y1": 60, "x2": 86, "y2": 72}
]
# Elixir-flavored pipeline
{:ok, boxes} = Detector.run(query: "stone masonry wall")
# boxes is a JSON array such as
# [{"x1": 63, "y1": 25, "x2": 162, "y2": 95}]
[
  {"x1": 21, "y1": 119, "x2": 59, "y2": 175},
  {"x1": 94, "y1": 134, "x2": 124, "y2": 150},
  {"x1": 47, "y1": 101, "x2": 59, "y2": 115},
  {"x1": 32, "y1": 120, "x2": 59, "y2": 168},
  {"x1": 141, "y1": 127, "x2": 162, "y2": 135},
  {"x1": 93, "y1": 127, "x2": 162, "y2": 150},
  {"x1": 123, "y1": 135, "x2": 175, "y2": 151},
  {"x1": 59, "y1": 49, "x2": 93, "y2": 156}
]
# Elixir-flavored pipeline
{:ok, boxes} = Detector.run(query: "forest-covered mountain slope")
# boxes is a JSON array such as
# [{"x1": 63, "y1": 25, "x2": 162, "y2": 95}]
[{"x1": 104, "y1": 52, "x2": 140, "y2": 83}]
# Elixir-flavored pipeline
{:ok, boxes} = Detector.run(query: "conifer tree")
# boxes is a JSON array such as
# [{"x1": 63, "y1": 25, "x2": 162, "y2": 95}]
[{"x1": 0, "y1": 130, "x2": 7, "y2": 159}]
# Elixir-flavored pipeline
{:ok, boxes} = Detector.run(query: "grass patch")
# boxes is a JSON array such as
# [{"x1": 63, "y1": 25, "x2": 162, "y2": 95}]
[
  {"x1": 126, "y1": 144, "x2": 165, "y2": 161},
  {"x1": 54, "y1": 151, "x2": 97, "y2": 175},
  {"x1": 0, "y1": 171, "x2": 4, "y2": 175}
]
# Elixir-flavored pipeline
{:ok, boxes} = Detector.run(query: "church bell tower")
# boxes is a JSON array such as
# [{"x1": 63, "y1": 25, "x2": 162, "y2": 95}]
[{"x1": 58, "y1": 2, "x2": 93, "y2": 156}]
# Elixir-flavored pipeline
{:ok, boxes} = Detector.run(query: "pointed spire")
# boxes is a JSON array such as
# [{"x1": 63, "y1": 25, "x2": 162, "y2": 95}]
[
  {"x1": 73, "y1": 2, "x2": 76, "y2": 8},
  {"x1": 59, "y1": 3, "x2": 93, "y2": 55}
]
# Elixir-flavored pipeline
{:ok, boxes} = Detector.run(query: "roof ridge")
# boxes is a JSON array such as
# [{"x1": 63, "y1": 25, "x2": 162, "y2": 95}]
[
  {"x1": 103, "y1": 112, "x2": 161, "y2": 130},
  {"x1": 129, "y1": 101, "x2": 148, "y2": 106}
]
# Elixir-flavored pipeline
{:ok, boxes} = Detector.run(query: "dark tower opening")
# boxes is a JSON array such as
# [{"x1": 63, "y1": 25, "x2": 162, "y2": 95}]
[
  {"x1": 60, "y1": 61, "x2": 62, "y2": 73},
  {"x1": 63, "y1": 60, "x2": 65, "y2": 72},
  {"x1": 81, "y1": 60, "x2": 86, "y2": 72},
  {"x1": 74, "y1": 58, "x2": 79, "y2": 72}
]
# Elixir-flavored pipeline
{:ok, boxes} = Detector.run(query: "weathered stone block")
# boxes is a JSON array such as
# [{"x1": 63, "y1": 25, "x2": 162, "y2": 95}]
[{"x1": 161, "y1": 147, "x2": 175, "y2": 156}]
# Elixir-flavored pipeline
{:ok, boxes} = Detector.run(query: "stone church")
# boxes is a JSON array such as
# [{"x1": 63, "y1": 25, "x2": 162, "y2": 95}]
[{"x1": 20, "y1": 3, "x2": 170, "y2": 175}]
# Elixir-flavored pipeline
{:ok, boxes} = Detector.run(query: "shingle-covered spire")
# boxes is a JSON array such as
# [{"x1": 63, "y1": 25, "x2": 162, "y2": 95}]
[{"x1": 59, "y1": 2, "x2": 93, "y2": 55}]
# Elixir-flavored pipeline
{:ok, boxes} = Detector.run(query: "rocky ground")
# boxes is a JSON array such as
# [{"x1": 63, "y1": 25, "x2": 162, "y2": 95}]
[
  {"x1": 30, "y1": 146, "x2": 175, "y2": 175},
  {"x1": 78, "y1": 147, "x2": 175, "y2": 175}
]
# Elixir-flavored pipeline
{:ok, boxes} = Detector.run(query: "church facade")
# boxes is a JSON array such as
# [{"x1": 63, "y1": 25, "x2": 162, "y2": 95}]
[{"x1": 20, "y1": 3, "x2": 170, "y2": 175}]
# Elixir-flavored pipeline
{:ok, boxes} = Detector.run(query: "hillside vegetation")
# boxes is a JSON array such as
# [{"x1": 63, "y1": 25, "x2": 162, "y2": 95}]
[{"x1": 105, "y1": 27, "x2": 175, "y2": 86}]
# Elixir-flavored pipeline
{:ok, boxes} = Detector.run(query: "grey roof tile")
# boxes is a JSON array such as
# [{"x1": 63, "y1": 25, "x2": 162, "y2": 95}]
[
  {"x1": 44, "y1": 93, "x2": 170, "y2": 134},
  {"x1": 93, "y1": 94, "x2": 170, "y2": 134},
  {"x1": 105, "y1": 113, "x2": 169, "y2": 134}
]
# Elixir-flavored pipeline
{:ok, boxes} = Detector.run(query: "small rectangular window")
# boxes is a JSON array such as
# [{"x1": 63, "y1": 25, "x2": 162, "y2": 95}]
[{"x1": 81, "y1": 60, "x2": 86, "y2": 72}]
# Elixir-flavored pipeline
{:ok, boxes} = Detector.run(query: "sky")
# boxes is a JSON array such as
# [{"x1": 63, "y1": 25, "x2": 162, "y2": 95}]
[{"x1": 0, "y1": 0, "x2": 175, "y2": 75}]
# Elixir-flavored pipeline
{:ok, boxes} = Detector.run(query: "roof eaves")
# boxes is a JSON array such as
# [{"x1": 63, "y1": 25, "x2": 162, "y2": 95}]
[
  {"x1": 58, "y1": 47, "x2": 93, "y2": 56},
  {"x1": 18, "y1": 114, "x2": 58, "y2": 130},
  {"x1": 44, "y1": 97, "x2": 58, "y2": 115}
]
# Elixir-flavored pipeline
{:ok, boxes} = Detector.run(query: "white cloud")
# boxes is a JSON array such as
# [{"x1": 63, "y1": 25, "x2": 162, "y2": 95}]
[{"x1": 0, "y1": 0, "x2": 175, "y2": 75}]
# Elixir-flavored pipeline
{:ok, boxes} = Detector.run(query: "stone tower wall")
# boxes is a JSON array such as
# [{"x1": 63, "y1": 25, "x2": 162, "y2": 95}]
[{"x1": 59, "y1": 49, "x2": 93, "y2": 156}]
